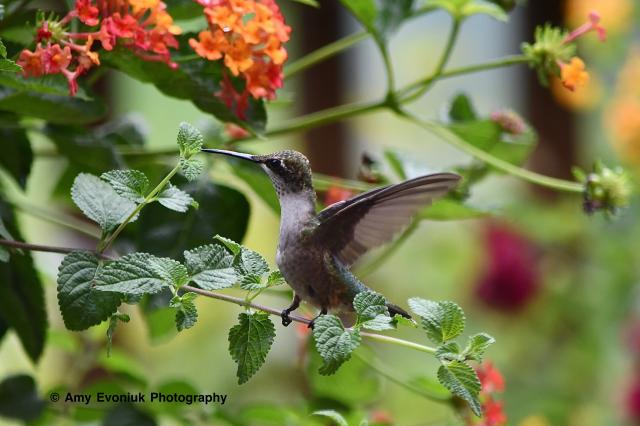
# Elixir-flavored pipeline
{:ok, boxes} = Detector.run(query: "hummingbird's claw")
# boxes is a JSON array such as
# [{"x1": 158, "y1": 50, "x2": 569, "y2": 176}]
[
  {"x1": 307, "y1": 307, "x2": 328, "y2": 329},
  {"x1": 281, "y1": 310, "x2": 293, "y2": 327}
]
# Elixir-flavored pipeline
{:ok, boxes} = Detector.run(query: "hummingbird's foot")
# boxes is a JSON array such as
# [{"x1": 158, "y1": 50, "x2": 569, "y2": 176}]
[
  {"x1": 281, "y1": 310, "x2": 293, "y2": 327},
  {"x1": 281, "y1": 294, "x2": 301, "y2": 327},
  {"x1": 307, "y1": 308, "x2": 328, "y2": 330}
]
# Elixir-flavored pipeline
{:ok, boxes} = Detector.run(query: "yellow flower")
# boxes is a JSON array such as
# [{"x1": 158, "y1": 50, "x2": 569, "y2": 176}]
[
  {"x1": 560, "y1": 57, "x2": 589, "y2": 91},
  {"x1": 551, "y1": 69, "x2": 602, "y2": 110}
]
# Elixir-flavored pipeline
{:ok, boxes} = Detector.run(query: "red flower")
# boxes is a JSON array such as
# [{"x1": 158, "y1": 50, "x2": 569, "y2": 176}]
[
  {"x1": 626, "y1": 376, "x2": 640, "y2": 422},
  {"x1": 475, "y1": 222, "x2": 540, "y2": 312},
  {"x1": 75, "y1": 0, "x2": 99, "y2": 26},
  {"x1": 225, "y1": 123, "x2": 250, "y2": 139},
  {"x1": 17, "y1": 47, "x2": 45, "y2": 77},
  {"x1": 41, "y1": 44, "x2": 72, "y2": 74},
  {"x1": 324, "y1": 186, "x2": 354, "y2": 206},
  {"x1": 476, "y1": 362, "x2": 505, "y2": 394}
]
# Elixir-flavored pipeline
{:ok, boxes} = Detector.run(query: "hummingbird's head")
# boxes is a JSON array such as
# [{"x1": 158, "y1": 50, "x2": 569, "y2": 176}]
[{"x1": 201, "y1": 148, "x2": 313, "y2": 196}]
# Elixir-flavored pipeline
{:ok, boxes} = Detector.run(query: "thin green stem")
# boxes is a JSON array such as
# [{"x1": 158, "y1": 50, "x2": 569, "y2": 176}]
[
  {"x1": 360, "y1": 331, "x2": 436, "y2": 354},
  {"x1": 353, "y1": 351, "x2": 451, "y2": 402},
  {"x1": 99, "y1": 163, "x2": 181, "y2": 252},
  {"x1": 358, "y1": 220, "x2": 419, "y2": 277},
  {"x1": 400, "y1": 55, "x2": 529, "y2": 103},
  {"x1": 378, "y1": 41, "x2": 396, "y2": 97},
  {"x1": 284, "y1": 31, "x2": 369, "y2": 79},
  {"x1": 403, "y1": 111, "x2": 583, "y2": 193},
  {"x1": 404, "y1": 17, "x2": 460, "y2": 103}
]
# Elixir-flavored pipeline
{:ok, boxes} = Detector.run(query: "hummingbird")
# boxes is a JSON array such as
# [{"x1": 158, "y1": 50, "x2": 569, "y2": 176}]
[{"x1": 201, "y1": 148, "x2": 460, "y2": 327}]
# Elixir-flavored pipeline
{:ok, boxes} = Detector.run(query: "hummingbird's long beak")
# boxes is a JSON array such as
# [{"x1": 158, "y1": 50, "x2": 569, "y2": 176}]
[{"x1": 200, "y1": 148, "x2": 261, "y2": 163}]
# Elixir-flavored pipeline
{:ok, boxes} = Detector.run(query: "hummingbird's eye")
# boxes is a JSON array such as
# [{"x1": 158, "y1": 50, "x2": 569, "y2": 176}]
[{"x1": 266, "y1": 158, "x2": 285, "y2": 173}]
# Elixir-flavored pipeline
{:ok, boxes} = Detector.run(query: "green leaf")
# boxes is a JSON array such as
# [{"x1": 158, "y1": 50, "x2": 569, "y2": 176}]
[
  {"x1": 235, "y1": 249, "x2": 270, "y2": 290},
  {"x1": 408, "y1": 298, "x2": 465, "y2": 344},
  {"x1": 179, "y1": 157, "x2": 204, "y2": 182},
  {"x1": 213, "y1": 234, "x2": 243, "y2": 256},
  {"x1": 0, "y1": 375, "x2": 46, "y2": 422},
  {"x1": 361, "y1": 314, "x2": 395, "y2": 331},
  {"x1": 461, "y1": 2, "x2": 508, "y2": 21},
  {"x1": 106, "y1": 313, "x2": 130, "y2": 356},
  {"x1": 437, "y1": 361, "x2": 482, "y2": 416},
  {"x1": 353, "y1": 291, "x2": 388, "y2": 322},
  {"x1": 103, "y1": 403, "x2": 156, "y2": 426},
  {"x1": 313, "y1": 315, "x2": 361, "y2": 375},
  {"x1": 0, "y1": 58, "x2": 21, "y2": 72},
  {"x1": 312, "y1": 410, "x2": 349, "y2": 426},
  {"x1": 449, "y1": 93, "x2": 477, "y2": 122},
  {"x1": 177, "y1": 122, "x2": 203, "y2": 159},
  {"x1": 0, "y1": 122, "x2": 32, "y2": 189},
  {"x1": 435, "y1": 341, "x2": 462, "y2": 361},
  {"x1": 290, "y1": 0, "x2": 319, "y2": 6},
  {"x1": 266, "y1": 270, "x2": 285, "y2": 286},
  {"x1": 156, "y1": 184, "x2": 195, "y2": 213},
  {"x1": 171, "y1": 292, "x2": 198, "y2": 331},
  {"x1": 184, "y1": 244, "x2": 237, "y2": 290},
  {"x1": 71, "y1": 173, "x2": 138, "y2": 232},
  {"x1": 462, "y1": 332, "x2": 495, "y2": 362},
  {"x1": 0, "y1": 39, "x2": 6, "y2": 58},
  {"x1": 339, "y1": 0, "x2": 414, "y2": 40},
  {"x1": 0, "y1": 201, "x2": 47, "y2": 361},
  {"x1": 228, "y1": 312, "x2": 276, "y2": 384},
  {"x1": 101, "y1": 170, "x2": 149, "y2": 203},
  {"x1": 0, "y1": 83, "x2": 106, "y2": 124},
  {"x1": 57, "y1": 251, "x2": 122, "y2": 331},
  {"x1": 101, "y1": 42, "x2": 266, "y2": 132},
  {"x1": 95, "y1": 253, "x2": 183, "y2": 295}
]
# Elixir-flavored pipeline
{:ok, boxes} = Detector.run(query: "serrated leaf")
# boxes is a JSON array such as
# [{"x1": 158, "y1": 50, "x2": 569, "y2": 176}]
[
  {"x1": 353, "y1": 291, "x2": 388, "y2": 322},
  {"x1": 437, "y1": 361, "x2": 482, "y2": 417},
  {"x1": 362, "y1": 314, "x2": 395, "y2": 331},
  {"x1": 313, "y1": 315, "x2": 361, "y2": 375},
  {"x1": 0, "y1": 59, "x2": 21, "y2": 73},
  {"x1": 213, "y1": 234, "x2": 242, "y2": 255},
  {"x1": 57, "y1": 251, "x2": 122, "y2": 331},
  {"x1": 408, "y1": 298, "x2": 465, "y2": 343},
  {"x1": 435, "y1": 341, "x2": 462, "y2": 361},
  {"x1": 149, "y1": 257, "x2": 189, "y2": 287},
  {"x1": 462, "y1": 333, "x2": 495, "y2": 362},
  {"x1": 240, "y1": 274, "x2": 265, "y2": 291},
  {"x1": 177, "y1": 122, "x2": 203, "y2": 159},
  {"x1": 71, "y1": 173, "x2": 138, "y2": 232},
  {"x1": 95, "y1": 253, "x2": 179, "y2": 295},
  {"x1": 312, "y1": 410, "x2": 349, "y2": 426},
  {"x1": 290, "y1": 0, "x2": 319, "y2": 6},
  {"x1": 235, "y1": 248, "x2": 269, "y2": 277},
  {"x1": 228, "y1": 312, "x2": 275, "y2": 384},
  {"x1": 157, "y1": 184, "x2": 194, "y2": 212},
  {"x1": 101, "y1": 169, "x2": 149, "y2": 202},
  {"x1": 179, "y1": 157, "x2": 204, "y2": 181},
  {"x1": 173, "y1": 293, "x2": 198, "y2": 331},
  {"x1": 106, "y1": 313, "x2": 130, "y2": 356},
  {"x1": 267, "y1": 270, "x2": 285, "y2": 286},
  {"x1": 184, "y1": 244, "x2": 236, "y2": 290}
]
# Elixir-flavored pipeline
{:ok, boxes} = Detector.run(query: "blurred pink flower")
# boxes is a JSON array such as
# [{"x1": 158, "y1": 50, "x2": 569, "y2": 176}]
[{"x1": 475, "y1": 222, "x2": 540, "y2": 312}]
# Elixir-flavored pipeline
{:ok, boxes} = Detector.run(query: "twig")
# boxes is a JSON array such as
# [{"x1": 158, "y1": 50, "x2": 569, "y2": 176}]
[
  {"x1": 0, "y1": 239, "x2": 113, "y2": 260},
  {"x1": 0, "y1": 239, "x2": 438, "y2": 354}
]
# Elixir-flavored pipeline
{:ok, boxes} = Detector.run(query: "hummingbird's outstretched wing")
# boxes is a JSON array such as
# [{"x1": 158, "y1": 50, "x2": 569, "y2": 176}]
[{"x1": 314, "y1": 173, "x2": 460, "y2": 266}]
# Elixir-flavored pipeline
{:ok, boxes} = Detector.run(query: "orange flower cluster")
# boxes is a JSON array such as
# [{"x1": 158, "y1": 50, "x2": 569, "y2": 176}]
[
  {"x1": 189, "y1": 0, "x2": 291, "y2": 117},
  {"x1": 17, "y1": 0, "x2": 180, "y2": 95}
]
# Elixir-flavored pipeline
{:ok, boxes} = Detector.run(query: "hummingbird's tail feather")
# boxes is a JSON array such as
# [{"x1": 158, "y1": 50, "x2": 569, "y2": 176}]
[{"x1": 387, "y1": 302, "x2": 412, "y2": 319}]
